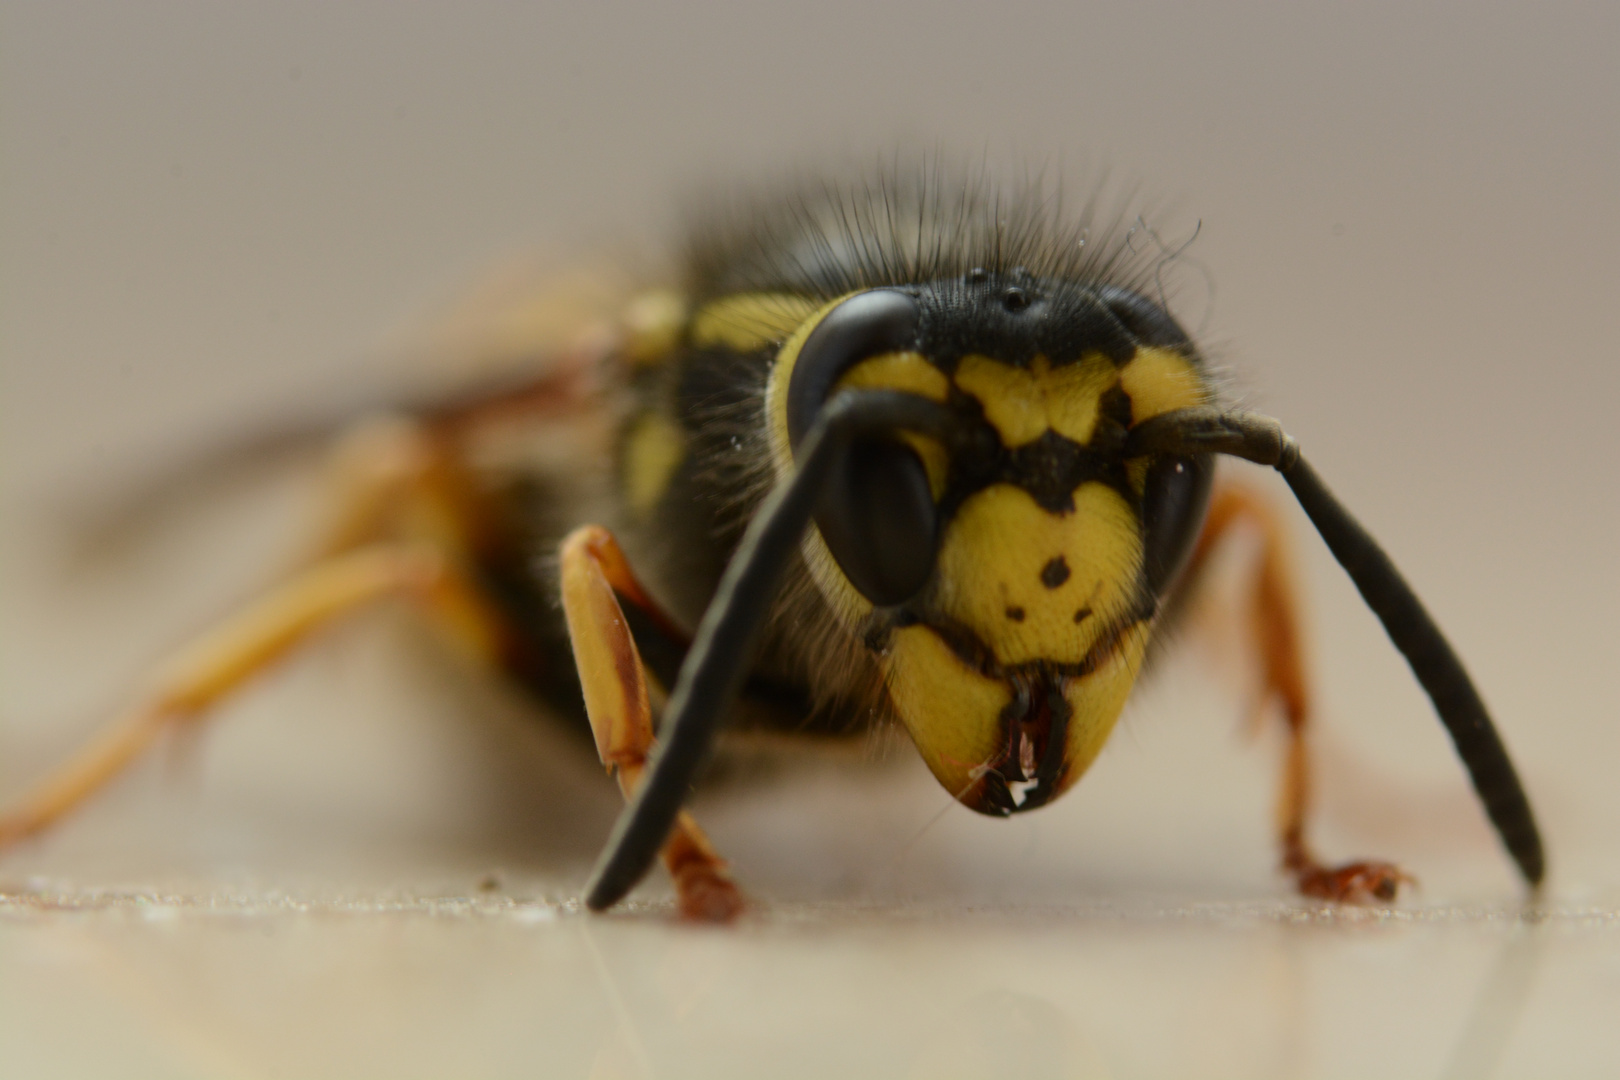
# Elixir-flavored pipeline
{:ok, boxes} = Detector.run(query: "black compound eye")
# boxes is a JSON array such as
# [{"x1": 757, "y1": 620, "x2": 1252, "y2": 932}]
[
  {"x1": 784, "y1": 289, "x2": 937, "y2": 607},
  {"x1": 1139, "y1": 454, "x2": 1214, "y2": 599},
  {"x1": 1096, "y1": 285, "x2": 1193, "y2": 351},
  {"x1": 786, "y1": 289, "x2": 921, "y2": 448},
  {"x1": 815, "y1": 438, "x2": 937, "y2": 606}
]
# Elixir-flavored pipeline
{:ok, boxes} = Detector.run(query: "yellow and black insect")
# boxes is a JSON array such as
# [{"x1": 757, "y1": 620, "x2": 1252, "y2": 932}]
[{"x1": 0, "y1": 169, "x2": 1544, "y2": 919}]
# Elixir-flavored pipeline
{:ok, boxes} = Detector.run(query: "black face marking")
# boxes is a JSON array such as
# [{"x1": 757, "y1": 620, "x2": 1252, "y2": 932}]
[
  {"x1": 1073, "y1": 607, "x2": 1092, "y2": 624},
  {"x1": 911, "y1": 273, "x2": 1145, "y2": 371},
  {"x1": 781, "y1": 278, "x2": 1205, "y2": 519},
  {"x1": 998, "y1": 431, "x2": 1128, "y2": 514},
  {"x1": 1094, "y1": 385, "x2": 1135, "y2": 447},
  {"x1": 1040, "y1": 556, "x2": 1070, "y2": 589},
  {"x1": 1005, "y1": 606, "x2": 1026, "y2": 622},
  {"x1": 908, "y1": 406, "x2": 1141, "y2": 532}
]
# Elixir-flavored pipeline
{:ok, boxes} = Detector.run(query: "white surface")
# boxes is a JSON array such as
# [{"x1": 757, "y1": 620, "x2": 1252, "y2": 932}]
[
  {"x1": 3, "y1": 2, "x2": 1618, "y2": 1077},
  {"x1": 4, "y1": 890, "x2": 1614, "y2": 1080}
]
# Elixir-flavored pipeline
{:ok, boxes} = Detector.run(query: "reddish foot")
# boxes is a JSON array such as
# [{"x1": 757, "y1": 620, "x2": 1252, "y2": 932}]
[
  {"x1": 661, "y1": 830, "x2": 745, "y2": 923},
  {"x1": 1294, "y1": 860, "x2": 1413, "y2": 904},
  {"x1": 672, "y1": 864, "x2": 746, "y2": 923}
]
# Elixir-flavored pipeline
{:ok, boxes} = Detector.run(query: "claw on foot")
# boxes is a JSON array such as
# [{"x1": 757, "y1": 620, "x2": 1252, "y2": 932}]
[
  {"x1": 662, "y1": 828, "x2": 745, "y2": 923},
  {"x1": 672, "y1": 864, "x2": 746, "y2": 923},
  {"x1": 1295, "y1": 860, "x2": 1413, "y2": 904}
]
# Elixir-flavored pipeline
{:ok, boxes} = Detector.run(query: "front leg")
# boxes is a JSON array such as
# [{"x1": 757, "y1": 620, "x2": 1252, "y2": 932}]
[
  {"x1": 559, "y1": 525, "x2": 743, "y2": 921},
  {"x1": 1183, "y1": 485, "x2": 1411, "y2": 903}
]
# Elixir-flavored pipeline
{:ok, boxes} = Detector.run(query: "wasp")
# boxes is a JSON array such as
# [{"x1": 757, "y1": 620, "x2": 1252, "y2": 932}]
[{"x1": 0, "y1": 169, "x2": 1544, "y2": 920}]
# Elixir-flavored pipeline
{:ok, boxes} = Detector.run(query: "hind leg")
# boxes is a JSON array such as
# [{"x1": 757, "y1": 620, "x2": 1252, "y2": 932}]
[
  {"x1": 0, "y1": 415, "x2": 522, "y2": 848},
  {"x1": 0, "y1": 543, "x2": 506, "y2": 847},
  {"x1": 560, "y1": 525, "x2": 743, "y2": 922},
  {"x1": 1182, "y1": 484, "x2": 1411, "y2": 903}
]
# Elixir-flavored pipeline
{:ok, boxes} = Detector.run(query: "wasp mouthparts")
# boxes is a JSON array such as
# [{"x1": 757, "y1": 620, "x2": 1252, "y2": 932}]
[{"x1": 976, "y1": 670, "x2": 1073, "y2": 815}]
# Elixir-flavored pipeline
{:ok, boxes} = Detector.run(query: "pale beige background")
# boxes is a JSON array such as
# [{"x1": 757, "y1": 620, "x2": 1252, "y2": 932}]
[{"x1": 2, "y1": 2, "x2": 1618, "y2": 1078}]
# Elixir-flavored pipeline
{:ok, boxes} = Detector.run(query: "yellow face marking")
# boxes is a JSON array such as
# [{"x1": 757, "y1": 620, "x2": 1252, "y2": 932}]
[
  {"x1": 880, "y1": 616, "x2": 1150, "y2": 808},
  {"x1": 953, "y1": 353, "x2": 1119, "y2": 447},
  {"x1": 1118, "y1": 346, "x2": 1208, "y2": 421},
  {"x1": 689, "y1": 293, "x2": 821, "y2": 353},
  {"x1": 836, "y1": 351, "x2": 950, "y2": 402},
  {"x1": 620, "y1": 290, "x2": 689, "y2": 367},
  {"x1": 836, "y1": 351, "x2": 952, "y2": 497},
  {"x1": 884, "y1": 624, "x2": 1011, "y2": 799},
  {"x1": 1125, "y1": 457, "x2": 1152, "y2": 497},
  {"x1": 954, "y1": 355, "x2": 1043, "y2": 445},
  {"x1": 621, "y1": 411, "x2": 686, "y2": 515},
  {"x1": 1055, "y1": 628, "x2": 1148, "y2": 796},
  {"x1": 932, "y1": 482, "x2": 1142, "y2": 666}
]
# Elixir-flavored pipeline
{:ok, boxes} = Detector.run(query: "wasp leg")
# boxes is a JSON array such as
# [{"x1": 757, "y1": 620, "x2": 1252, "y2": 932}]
[
  {"x1": 1, "y1": 414, "x2": 527, "y2": 851},
  {"x1": 0, "y1": 543, "x2": 505, "y2": 849},
  {"x1": 559, "y1": 525, "x2": 743, "y2": 922},
  {"x1": 1185, "y1": 485, "x2": 1411, "y2": 904}
]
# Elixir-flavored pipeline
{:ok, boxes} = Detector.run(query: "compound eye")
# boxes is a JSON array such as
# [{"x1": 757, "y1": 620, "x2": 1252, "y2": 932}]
[
  {"x1": 786, "y1": 289, "x2": 921, "y2": 447},
  {"x1": 1097, "y1": 285, "x2": 1193, "y2": 350},
  {"x1": 1139, "y1": 453, "x2": 1214, "y2": 599},
  {"x1": 784, "y1": 288, "x2": 937, "y2": 606},
  {"x1": 816, "y1": 438, "x2": 938, "y2": 606}
]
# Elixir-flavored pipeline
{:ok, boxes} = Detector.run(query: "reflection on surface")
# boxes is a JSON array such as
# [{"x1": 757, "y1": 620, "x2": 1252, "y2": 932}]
[
  {"x1": 2, "y1": 887, "x2": 1615, "y2": 1080},
  {"x1": 1439, "y1": 915, "x2": 1548, "y2": 1080}
]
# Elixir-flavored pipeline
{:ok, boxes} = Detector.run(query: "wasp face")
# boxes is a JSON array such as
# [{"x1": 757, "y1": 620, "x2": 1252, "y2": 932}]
[{"x1": 765, "y1": 276, "x2": 1214, "y2": 815}]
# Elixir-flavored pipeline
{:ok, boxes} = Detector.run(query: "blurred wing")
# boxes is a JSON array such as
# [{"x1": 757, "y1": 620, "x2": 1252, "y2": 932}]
[{"x1": 62, "y1": 257, "x2": 637, "y2": 562}]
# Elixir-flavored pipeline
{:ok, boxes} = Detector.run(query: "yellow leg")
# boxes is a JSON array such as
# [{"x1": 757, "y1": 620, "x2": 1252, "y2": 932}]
[
  {"x1": 307, "y1": 414, "x2": 492, "y2": 564},
  {"x1": 560, "y1": 525, "x2": 743, "y2": 922},
  {"x1": 1185, "y1": 485, "x2": 1411, "y2": 903},
  {"x1": 0, "y1": 544, "x2": 504, "y2": 848}
]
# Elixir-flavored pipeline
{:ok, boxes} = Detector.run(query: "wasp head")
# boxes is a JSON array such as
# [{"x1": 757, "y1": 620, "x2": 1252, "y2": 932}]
[{"x1": 766, "y1": 277, "x2": 1215, "y2": 814}]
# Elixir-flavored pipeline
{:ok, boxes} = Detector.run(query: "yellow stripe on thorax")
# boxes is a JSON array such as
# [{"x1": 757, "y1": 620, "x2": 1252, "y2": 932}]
[
  {"x1": 621, "y1": 411, "x2": 686, "y2": 515},
  {"x1": 621, "y1": 290, "x2": 689, "y2": 367},
  {"x1": 689, "y1": 293, "x2": 822, "y2": 353}
]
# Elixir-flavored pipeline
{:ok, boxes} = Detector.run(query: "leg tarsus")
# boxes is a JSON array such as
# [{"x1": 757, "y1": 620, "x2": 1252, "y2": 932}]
[
  {"x1": 0, "y1": 706, "x2": 170, "y2": 848},
  {"x1": 1285, "y1": 828, "x2": 1413, "y2": 903},
  {"x1": 1294, "y1": 861, "x2": 1411, "y2": 904},
  {"x1": 663, "y1": 812, "x2": 744, "y2": 922}
]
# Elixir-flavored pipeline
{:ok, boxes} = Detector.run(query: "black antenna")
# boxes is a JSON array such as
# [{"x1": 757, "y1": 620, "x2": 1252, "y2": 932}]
[
  {"x1": 1125, "y1": 408, "x2": 1545, "y2": 887},
  {"x1": 585, "y1": 391, "x2": 958, "y2": 912}
]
